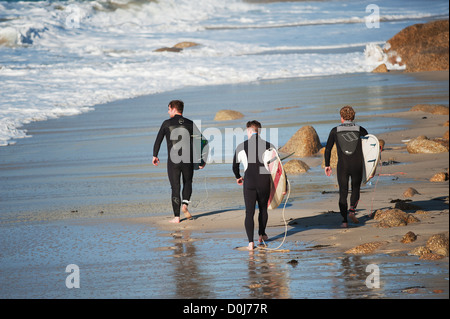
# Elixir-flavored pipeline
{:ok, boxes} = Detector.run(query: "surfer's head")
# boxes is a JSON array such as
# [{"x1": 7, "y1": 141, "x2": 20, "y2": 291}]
[
  {"x1": 168, "y1": 100, "x2": 184, "y2": 117},
  {"x1": 340, "y1": 105, "x2": 355, "y2": 121},
  {"x1": 246, "y1": 120, "x2": 262, "y2": 135}
]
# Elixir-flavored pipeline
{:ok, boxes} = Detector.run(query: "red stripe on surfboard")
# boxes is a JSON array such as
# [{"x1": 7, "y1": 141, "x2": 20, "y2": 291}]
[{"x1": 268, "y1": 153, "x2": 282, "y2": 206}]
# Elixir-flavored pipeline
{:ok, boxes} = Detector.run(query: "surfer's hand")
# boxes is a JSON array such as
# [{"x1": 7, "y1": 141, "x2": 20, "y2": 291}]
[
  {"x1": 199, "y1": 165, "x2": 205, "y2": 169},
  {"x1": 152, "y1": 156, "x2": 160, "y2": 166},
  {"x1": 236, "y1": 177, "x2": 243, "y2": 185},
  {"x1": 325, "y1": 166, "x2": 332, "y2": 176}
]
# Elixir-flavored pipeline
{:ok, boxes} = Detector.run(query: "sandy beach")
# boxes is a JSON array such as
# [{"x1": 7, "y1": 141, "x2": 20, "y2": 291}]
[{"x1": 0, "y1": 71, "x2": 448, "y2": 300}]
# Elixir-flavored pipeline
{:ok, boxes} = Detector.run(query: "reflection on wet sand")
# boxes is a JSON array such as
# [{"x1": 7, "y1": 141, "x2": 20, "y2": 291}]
[
  {"x1": 169, "y1": 230, "x2": 216, "y2": 299},
  {"x1": 246, "y1": 250, "x2": 290, "y2": 298}
]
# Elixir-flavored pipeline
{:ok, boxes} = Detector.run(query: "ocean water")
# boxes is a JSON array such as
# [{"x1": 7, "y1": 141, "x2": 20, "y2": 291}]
[{"x1": 0, "y1": 0, "x2": 448, "y2": 146}]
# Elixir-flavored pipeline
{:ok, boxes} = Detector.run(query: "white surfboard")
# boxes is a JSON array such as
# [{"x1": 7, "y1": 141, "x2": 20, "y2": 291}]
[
  {"x1": 361, "y1": 134, "x2": 381, "y2": 184},
  {"x1": 263, "y1": 148, "x2": 287, "y2": 210}
]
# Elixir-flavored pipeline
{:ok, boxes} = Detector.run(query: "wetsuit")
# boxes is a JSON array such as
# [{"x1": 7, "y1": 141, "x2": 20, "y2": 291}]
[
  {"x1": 233, "y1": 134, "x2": 274, "y2": 243},
  {"x1": 324, "y1": 121, "x2": 368, "y2": 223},
  {"x1": 153, "y1": 114, "x2": 202, "y2": 217}
]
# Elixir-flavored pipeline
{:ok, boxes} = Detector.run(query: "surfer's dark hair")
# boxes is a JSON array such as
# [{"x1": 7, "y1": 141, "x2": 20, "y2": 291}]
[
  {"x1": 340, "y1": 105, "x2": 355, "y2": 121},
  {"x1": 168, "y1": 100, "x2": 184, "y2": 114},
  {"x1": 246, "y1": 120, "x2": 262, "y2": 132}
]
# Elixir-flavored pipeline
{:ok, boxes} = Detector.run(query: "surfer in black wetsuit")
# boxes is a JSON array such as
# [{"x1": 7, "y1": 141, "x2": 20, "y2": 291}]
[
  {"x1": 153, "y1": 100, "x2": 205, "y2": 223},
  {"x1": 324, "y1": 106, "x2": 368, "y2": 228},
  {"x1": 233, "y1": 121, "x2": 274, "y2": 250}
]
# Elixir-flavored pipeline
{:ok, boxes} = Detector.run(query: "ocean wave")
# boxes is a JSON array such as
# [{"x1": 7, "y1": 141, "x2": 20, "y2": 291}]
[{"x1": 204, "y1": 13, "x2": 445, "y2": 30}]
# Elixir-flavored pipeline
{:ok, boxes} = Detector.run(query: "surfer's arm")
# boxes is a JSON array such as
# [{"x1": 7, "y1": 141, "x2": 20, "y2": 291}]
[
  {"x1": 153, "y1": 121, "x2": 167, "y2": 159},
  {"x1": 324, "y1": 128, "x2": 336, "y2": 168}
]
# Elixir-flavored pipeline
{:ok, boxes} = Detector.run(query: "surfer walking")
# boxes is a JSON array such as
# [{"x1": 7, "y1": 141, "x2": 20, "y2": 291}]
[
  {"x1": 324, "y1": 106, "x2": 368, "y2": 228},
  {"x1": 233, "y1": 121, "x2": 274, "y2": 250},
  {"x1": 152, "y1": 100, "x2": 205, "y2": 223}
]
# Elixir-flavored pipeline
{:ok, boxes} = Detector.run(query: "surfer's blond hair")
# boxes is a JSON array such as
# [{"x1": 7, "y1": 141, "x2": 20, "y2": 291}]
[{"x1": 340, "y1": 105, "x2": 355, "y2": 121}]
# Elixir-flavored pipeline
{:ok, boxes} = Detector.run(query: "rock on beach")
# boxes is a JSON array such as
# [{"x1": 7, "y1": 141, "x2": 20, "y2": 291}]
[
  {"x1": 406, "y1": 136, "x2": 449, "y2": 154},
  {"x1": 345, "y1": 241, "x2": 387, "y2": 254},
  {"x1": 373, "y1": 208, "x2": 420, "y2": 228},
  {"x1": 284, "y1": 159, "x2": 309, "y2": 174},
  {"x1": 383, "y1": 19, "x2": 449, "y2": 72},
  {"x1": 280, "y1": 125, "x2": 321, "y2": 157},
  {"x1": 213, "y1": 110, "x2": 244, "y2": 121}
]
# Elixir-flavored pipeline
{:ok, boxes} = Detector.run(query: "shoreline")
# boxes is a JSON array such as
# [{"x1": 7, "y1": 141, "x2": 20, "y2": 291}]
[{"x1": 0, "y1": 71, "x2": 448, "y2": 299}]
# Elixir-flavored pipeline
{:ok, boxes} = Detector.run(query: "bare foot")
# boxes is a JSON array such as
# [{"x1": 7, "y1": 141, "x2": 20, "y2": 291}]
[
  {"x1": 182, "y1": 204, "x2": 193, "y2": 220},
  {"x1": 348, "y1": 212, "x2": 359, "y2": 224},
  {"x1": 248, "y1": 242, "x2": 255, "y2": 250},
  {"x1": 169, "y1": 217, "x2": 180, "y2": 223},
  {"x1": 258, "y1": 235, "x2": 269, "y2": 243}
]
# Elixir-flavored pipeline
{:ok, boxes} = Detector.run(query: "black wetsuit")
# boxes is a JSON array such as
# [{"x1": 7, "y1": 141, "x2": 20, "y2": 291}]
[
  {"x1": 324, "y1": 121, "x2": 368, "y2": 223},
  {"x1": 153, "y1": 114, "x2": 200, "y2": 217},
  {"x1": 233, "y1": 134, "x2": 274, "y2": 243}
]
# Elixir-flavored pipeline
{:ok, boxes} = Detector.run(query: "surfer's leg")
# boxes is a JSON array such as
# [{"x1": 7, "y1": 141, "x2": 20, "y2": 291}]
[
  {"x1": 167, "y1": 162, "x2": 182, "y2": 218},
  {"x1": 337, "y1": 165, "x2": 349, "y2": 224},
  {"x1": 244, "y1": 187, "x2": 257, "y2": 243},
  {"x1": 348, "y1": 166, "x2": 363, "y2": 224},
  {"x1": 181, "y1": 163, "x2": 194, "y2": 219},
  {"x1": 256, "y1": 187, "x2": 269, "y2": 240}
]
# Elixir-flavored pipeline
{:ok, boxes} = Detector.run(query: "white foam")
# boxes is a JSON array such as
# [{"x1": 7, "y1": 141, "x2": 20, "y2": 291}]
[{"x1": 0, "y1": 0, "x2": 448, "y2": 146}]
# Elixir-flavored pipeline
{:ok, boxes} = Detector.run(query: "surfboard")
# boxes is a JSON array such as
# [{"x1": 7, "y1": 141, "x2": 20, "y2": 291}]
[
  {"x1": 192, "y1": 134, "x2": 209, "y2": 170},
  {"x1": 361, "y1": 134, "x2": 381, "y2": 184},
  {"x1": 263, "y1": 148, "x2": 287, "y2": 210}
]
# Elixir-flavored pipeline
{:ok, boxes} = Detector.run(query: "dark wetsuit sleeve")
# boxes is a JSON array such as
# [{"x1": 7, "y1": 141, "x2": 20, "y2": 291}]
[
  {"x1": 153, "y1": 121, "x2": 167, "y2": 158},
  {"x1": 324, "y1": 128, "x2": 336, "y2": 167},
  {"x1": 232, "y1": 149, "x2": 241, "y2": 179}
]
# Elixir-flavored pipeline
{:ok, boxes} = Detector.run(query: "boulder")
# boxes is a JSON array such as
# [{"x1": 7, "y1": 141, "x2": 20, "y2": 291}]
[
  {"x1": 401, "y1": 231, "x2": 417, "y2": 243},
  {"x1": 408, "y1": 246, "x2": 431, "y2": 257},
  {"x1": 372, "y1": 63, "x2": 388, "y2": 73},
  {"x1": 373, "y1": 208, "x2": 419, "y2": 228},
  {"x1": 406, "y1": 136, "x2": 449, "y2": 154},
  {"x1": 345, "y1": 241, "x2": 387, "y2": 254},
  {"x1": 430, "y1": 172, "x2": 449, "y2": 182},
  {"x1": 284, "y1": 159, "x2": 309, "y2": 174},
  {"x1": 426, "y1": 233, "x2": 449, "y2": 256},
  {"x1": 384, "y1": 19, "x2": 449, "y2": 72},
  {"x1": 403, "y1": 187, "x2": 420, "y2": 198},
  {"x1": 410, "y1": 104, "x2": 449, "y2": 115},
  {"x1": 213, "y1": 110, "x2": 244, "y2": 121},
  {"x1": 154, "y1": 41, "x2": 200, "y2": 52},
  {"x1": 280, "y1": 126, "x2": 321, "y2": 157}
]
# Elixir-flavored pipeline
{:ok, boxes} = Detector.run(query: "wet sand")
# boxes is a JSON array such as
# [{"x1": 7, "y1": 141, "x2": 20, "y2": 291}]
[{"x1": 0, "y1": 71, "x2": 448, "y2": 300}]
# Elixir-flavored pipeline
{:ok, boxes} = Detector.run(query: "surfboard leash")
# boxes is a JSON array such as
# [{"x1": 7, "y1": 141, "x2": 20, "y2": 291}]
[{"x1": 260, "y1": 178, "x2": 291, "y2": 251}]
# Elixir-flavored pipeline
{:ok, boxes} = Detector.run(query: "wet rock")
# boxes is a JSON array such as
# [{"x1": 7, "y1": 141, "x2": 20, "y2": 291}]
[
  {"x1": 401, "y1": 231, "x2": 417, "y2": 243},
  {"x1": 372, "y1": 63, "x2": 388, "y2": 73},
  {"x1": 373, "y1": 208, "x2": 419, "y2": 228},
  {"x1": 280, "y1": 125, "x2": 321, "y2": 157},
  {"x1": 403, "y1": 187, "x2": 420, "y2": 198},
  {"x1": 426, "y1": 233, "x2": 449, "y2": 257},
  {"x1": 406, "y1": 136, "x2": 449, "y2": 154},
  {"x1": 408, "y1": 246, "x2": 431, "y2": 256},
  {"x1": 410, "y1": 104, "x2": 449, "y2": 115},
  {"x1": 284, "y1": 159, "x2": 309, "y2": 174},
  {"x1": 384, "y1": 19, "x2": 449, "y2": 72},
  {"x1": 213, "y1": 110, "x2": 244, "y2": 121},
  {"x1": 420, "y1": 253, "x2": 445, "y2": 260},
  {"x1": 430, "y1": 172, "x2": 449, "y2": 182},
  {"x1": 345, "y1": 241, "x2": 387, "y2": 254},
  {"x1": 154, "y1": 41, "x2": 200, "y2": 53}
]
